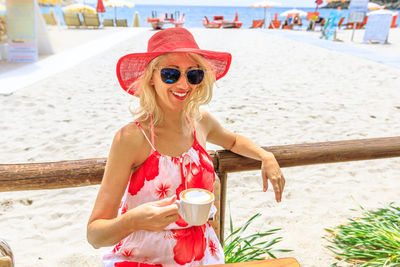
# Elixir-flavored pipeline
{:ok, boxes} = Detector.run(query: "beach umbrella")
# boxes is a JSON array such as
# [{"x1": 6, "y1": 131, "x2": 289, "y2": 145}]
[
  {"x1": 251, "y1": 1, "x2": 282, "y2": 28},
  {"x1": 97, "y1": 0, "x2": 105, "y2": 13},
  {"x1": 367, "y1": 9, "x2": 397, "y2": 16},
  {"x1": 104, "y1": 0, "x2": 134, "y2": 21},
  {"x1": 62, "y1": 3, "x2": 97, "y2": 14},
  {"x1": 280, "y1": 8, "x2": 307, "y2": 17},
  {"x1": 37, "y1": 0, "x2": 62, "y2": 5},
  {"x1": 315, "y1": 0, "x2": 323, "y2": 11},
  {"x1": 367, "y1": 2, "x2": 385, "y2": 11}
]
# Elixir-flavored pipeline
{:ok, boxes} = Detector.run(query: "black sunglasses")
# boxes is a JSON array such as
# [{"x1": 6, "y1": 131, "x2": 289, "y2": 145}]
[{"x1": 160, "y1": 68, "x2": 204, "y2": 85}]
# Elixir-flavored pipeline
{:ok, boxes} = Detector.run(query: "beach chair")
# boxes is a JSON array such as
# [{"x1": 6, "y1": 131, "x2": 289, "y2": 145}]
[
  {"x1": 250, "y1": 19, "x2": 264, "y2": 28},
  {"x1": 268, "y1": 12, "x2": 281, "y2": 29},
  {"x1": 391, "y1": 13, "x2": 398, "y2": 28},
  {"x1": 42, "y1": 13, "x2": 57, "y2": 25},
  {"x1": 83, "y1": 13, "x2": 100, "y2": 28},
  {"x1": 116, "y1": 19, "x2": 128, "y2": 27},
  {"x1": 0, "y1": 239, "x2": 13, "y2": 267},
  {"x1": 63, "y1": 13, "x2": 82, "y2": 28},
  {"x1": 174, "y1": 13, "x2": 184, "y2": 28},
  {"x1": 337, "y1": 17, "x2": 345, "y2": 29},
  {"x1": 103, "y1": 18, "x2": 114, "y2": 27}
]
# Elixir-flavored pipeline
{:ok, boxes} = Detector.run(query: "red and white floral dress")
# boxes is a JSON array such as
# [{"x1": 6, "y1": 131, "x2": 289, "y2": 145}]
[{"x1": 102, "y1": 119, "x2": 225, "y2": 267}]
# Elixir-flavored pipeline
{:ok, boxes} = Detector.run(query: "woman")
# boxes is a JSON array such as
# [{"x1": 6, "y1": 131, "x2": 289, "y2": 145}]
[{"x1": 87, "y1": 28, "x2": 285, "y2": 266}]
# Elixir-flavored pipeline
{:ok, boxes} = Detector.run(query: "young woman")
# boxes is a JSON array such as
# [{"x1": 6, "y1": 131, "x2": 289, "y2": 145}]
[{"x1": 87, "y1": 28, "x2": 285, "y2": 267}]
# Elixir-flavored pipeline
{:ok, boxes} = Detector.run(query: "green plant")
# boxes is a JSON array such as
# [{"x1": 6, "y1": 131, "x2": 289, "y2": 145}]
[
  {"x1": 324, "y1": 204, "x2": 400, "y2": 266},
  {"x1": 223, "y1": 213, "x2": 292, "y2": 263}
]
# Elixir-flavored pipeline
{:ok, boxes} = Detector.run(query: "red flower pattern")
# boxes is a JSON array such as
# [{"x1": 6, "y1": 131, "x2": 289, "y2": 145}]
[
  {"x1": 113, "y1": 241, "x2": 123, "y2": 253},
  {"x1": 155, "y1": 183, "x2": 171, "y2": 199},
  {"x1": 115, "y1": 262, "x2": 162, "y2": 267},
  {"x1": 128, "y1": 154, "x2": 160, "y2": 196},
  {"x1": 113, "y1": 132, "x2": 218, "y2": 265},
  {"x1": 171, "y1": 225, "x2": 207, "y2": 265},
  {"x1": 208, "y1": 239, "x2": 218, "y2": 256},
  {"x1": 121, "y1": 203, "x2": 128, "y2": 215},
  {"x1": 121, "y1": 248, "x2": 135, "y2": 257}
]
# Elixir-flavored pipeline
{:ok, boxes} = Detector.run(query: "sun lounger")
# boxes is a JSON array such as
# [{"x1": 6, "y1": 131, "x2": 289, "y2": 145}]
[
  {"x1": 0, "y1": 239, "x2": 13, "y2": 267},
  {"x1": 83, "y1": 13, "x2": 100, "y2": 28},
  {"x1": 103, "y1": 19, "x2": 114, "y2": 27},
  {"x1": 63, "y1": 13, "x2": 82, "y2": 28},
  {"x1": 250, "y1": 19, "x2": 264, "y2": 28},
  {"x1": 42, "y1": 13, "x2": 57, "y2": 25},
  {"x1": 116, "y1": 19, "x2": 128, "y2": 27}
]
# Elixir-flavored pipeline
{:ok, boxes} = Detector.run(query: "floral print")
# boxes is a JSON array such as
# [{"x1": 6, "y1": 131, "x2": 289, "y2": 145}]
[{"x1": 103, "y1": 121, "x2": 224, "y2": 267}]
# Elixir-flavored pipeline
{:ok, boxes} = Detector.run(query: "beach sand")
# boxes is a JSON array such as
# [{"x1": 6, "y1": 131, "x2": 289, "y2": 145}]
[{"x1": 0, "y1": 26, "x2": 400, "y2": 266}]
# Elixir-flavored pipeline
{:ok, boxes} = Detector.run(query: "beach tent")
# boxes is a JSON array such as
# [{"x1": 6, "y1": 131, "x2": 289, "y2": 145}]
[
  {"x1": 280, "y1": 8, "x2": 307, "y2": 17},
  {"x1": 251, "y1": 1, "x2": 282, "y2": 28}
]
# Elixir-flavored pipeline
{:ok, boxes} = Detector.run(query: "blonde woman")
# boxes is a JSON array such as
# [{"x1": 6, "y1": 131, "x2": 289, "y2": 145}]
[{"x1": 87, "y1": 28, "x2": 285, "y2": 267}]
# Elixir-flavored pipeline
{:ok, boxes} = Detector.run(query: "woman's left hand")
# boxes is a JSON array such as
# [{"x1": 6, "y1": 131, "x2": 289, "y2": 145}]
[{"x1": 261, "y1": 153, "x2": 285, "y2": 203}]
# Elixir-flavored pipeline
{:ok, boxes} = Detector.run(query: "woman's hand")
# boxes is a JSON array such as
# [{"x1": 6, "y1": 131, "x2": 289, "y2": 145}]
[
  {"x1": 261, "y1": 152, "x2": 285, "y2": 203},
  {"x1": 128, "y1": 196, "x2": 180, "y2": 232}
]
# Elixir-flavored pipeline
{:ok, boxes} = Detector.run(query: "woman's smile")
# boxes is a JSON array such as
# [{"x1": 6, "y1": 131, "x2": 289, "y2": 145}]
[{"x1": 170, "y1": 89, "x2": 190, "y2": 100}]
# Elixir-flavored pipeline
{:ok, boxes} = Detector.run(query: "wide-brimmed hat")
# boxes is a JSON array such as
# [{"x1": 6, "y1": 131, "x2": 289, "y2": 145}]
[{"x1": 116, "y1": 28, "x2": 232, "y2": 96}]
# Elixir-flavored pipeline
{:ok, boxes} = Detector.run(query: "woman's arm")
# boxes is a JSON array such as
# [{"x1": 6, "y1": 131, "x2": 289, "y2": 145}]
[
  {"x1": 202, "y1": 110, "x2": 285, "y2": 203},
  {"x1": 87, "y1": 124, "x2": 179, "y2": 249}
]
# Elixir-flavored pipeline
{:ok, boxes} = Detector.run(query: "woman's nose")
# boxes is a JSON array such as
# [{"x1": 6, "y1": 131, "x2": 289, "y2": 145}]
[{"x1": 175, "y1": 73, "x2": 189, "y2": 89}]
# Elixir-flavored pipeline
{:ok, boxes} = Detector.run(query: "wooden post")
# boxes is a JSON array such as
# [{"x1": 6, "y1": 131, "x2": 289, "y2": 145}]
[{"x1": 216, "y1": 171, "x2": 227, "y2": 243}]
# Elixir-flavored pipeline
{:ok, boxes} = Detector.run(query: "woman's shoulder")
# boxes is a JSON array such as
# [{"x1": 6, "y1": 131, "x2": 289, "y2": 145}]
[{"x1": 113, "y1": 121, "x2": 148, "y2": 151}]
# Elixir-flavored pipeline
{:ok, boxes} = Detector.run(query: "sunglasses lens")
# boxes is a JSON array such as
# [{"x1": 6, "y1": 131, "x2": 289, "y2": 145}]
[
  {"x1": 160, "y1": 68, "x2": 180, "y2": 84},
  {"x1": 187, "y1": 69, "x2": 204, "y2": 85}
]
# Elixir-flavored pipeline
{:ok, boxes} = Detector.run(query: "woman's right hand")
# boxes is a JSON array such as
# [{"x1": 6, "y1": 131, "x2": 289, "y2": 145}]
[{"x1": 128, "y1": 196, "x2": 180, "y2": 232}]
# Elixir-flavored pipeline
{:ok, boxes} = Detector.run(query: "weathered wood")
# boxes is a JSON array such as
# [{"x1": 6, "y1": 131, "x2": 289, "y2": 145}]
[
  {"x1": 217, "y1": 136, "x2": 400, "y2": 173},
  {"x1": 216, "y1": 171, "x2": 227, "y2": 242},
  {"x1": 0, "y1": 158, "x2": 106, "y2": 192},
  {"x1": 0, "y1": 137, "x2": 399, "y2": 192}
]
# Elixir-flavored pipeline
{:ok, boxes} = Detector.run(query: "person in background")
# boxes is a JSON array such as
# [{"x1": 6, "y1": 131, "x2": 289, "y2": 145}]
[{"x1": 87, "y1": 28, "x2": 285, "y2": 267}]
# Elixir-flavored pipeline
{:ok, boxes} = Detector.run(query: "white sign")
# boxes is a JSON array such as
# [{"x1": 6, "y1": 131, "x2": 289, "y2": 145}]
[
  {"x1": 6, "y1": 0, "x2": 38, "y2": 62},
  {"x1": 363, "y1": 14, "x2": 392, "y2": 44},
  {"x1": 348, "y1": 11, "x2": 365, "y2": 23}
]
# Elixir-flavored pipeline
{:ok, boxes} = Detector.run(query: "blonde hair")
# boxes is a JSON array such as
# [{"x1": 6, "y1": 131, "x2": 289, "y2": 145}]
[{"x1": 129, "y1": 53, "x2": 215, "y2": 126}]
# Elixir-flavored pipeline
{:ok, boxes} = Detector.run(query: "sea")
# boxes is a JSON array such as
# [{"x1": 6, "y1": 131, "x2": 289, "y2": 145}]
[{"x1": 40, "y1": 4, "x2": 400, "y2": 29}]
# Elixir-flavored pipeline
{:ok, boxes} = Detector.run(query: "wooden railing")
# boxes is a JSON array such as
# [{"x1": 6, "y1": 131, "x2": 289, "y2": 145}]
[{"x1": 1, "y1": 136, "x2": 400, "y2": 240}]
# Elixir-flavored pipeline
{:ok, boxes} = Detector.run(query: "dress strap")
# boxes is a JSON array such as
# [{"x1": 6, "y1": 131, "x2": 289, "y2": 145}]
[
  {"x1": 149, "y1": 114, "x2": 155, "y2": 146},
  {"x1": 135, "y1": 121, "x2": 156, "y2": 151}
]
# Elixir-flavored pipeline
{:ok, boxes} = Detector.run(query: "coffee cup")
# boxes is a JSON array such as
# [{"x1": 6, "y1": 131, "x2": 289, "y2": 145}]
[{"x1": 175, "y1": 188, "x2": 214, "y2": 226}]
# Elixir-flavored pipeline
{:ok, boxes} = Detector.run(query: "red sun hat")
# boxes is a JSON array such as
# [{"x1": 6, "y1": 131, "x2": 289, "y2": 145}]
[{"x1": 116, "y1": 28, "x2": 232, "y2": 96}]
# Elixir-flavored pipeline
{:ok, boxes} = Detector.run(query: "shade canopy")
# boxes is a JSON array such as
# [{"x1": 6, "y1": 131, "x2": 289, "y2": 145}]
[
  {"x1": 37, "y1": 0, "x2": 63, "y2": 5},
  {"x1": 62, "y1": 3, "x2": 97, "y2": 13},
  {"x1": 280, "y1": 8, "x2": 307, "y2": 17},
  {"x1": 103, "y1": 0, "x2": 134, "y2": 8},
  {"x1": 367, "y1": 9, "x2": 398, "y2": 16},
  {"x1": 367, "y1": 2, "x2": 385, "y2": 11}
]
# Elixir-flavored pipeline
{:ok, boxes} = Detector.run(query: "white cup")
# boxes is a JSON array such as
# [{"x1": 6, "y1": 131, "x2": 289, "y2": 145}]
[{"x1": 175, "y1": 188, "x2": 215, "y2": 226}]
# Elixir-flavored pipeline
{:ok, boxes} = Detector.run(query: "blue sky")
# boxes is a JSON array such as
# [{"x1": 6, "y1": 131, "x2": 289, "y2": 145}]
[{"x1": 119, "y1": 0, "x2": 320, "y2": 8}]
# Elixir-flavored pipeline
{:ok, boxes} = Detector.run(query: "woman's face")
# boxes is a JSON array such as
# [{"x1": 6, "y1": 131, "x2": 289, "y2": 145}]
[{"x1": 151, "y1": 53, "x2": 201, "y2": 112}]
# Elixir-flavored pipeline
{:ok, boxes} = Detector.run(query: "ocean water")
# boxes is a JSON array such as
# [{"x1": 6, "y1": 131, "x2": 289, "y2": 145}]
[{"x1": 41, "y1": 4, "x2": 400, "y2": 29}]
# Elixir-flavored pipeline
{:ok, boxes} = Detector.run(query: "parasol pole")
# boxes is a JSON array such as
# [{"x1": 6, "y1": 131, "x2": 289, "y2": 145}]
[{"x1": 263, "y1": 7, "x2": 266, "y2": 28}]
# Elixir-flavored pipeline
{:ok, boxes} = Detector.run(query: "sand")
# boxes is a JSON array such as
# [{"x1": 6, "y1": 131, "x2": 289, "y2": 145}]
[{"x1": 0, "y1": 26, "x2": 399, "y2": 267}]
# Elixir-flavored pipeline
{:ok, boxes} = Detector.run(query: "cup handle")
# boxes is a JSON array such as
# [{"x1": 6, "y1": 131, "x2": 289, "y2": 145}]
[{"x1": 175, "y1": 199, "x2": 183, "y2": 217}]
